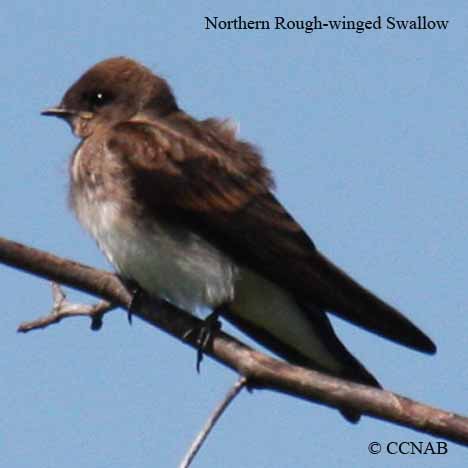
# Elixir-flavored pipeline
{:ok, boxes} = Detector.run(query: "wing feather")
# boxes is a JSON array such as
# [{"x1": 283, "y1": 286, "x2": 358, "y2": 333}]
[{"x1": 106, "y1": 115, "x2": 436, "y2": 354}]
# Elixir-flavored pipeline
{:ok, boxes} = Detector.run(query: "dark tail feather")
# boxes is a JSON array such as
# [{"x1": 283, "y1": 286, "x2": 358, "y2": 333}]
[
  {"x1": 337, "y1": 361, "x2": 381, "y2": 423},
  {"x1": 310, "y1": 307, "x2": 382, "y2": 423},
  {"x1": 222, "y1": 305, "x2": 381, "y2": 423}
]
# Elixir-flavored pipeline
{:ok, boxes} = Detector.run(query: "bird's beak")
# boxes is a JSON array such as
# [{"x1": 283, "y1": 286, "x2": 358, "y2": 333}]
[
  {"x1": 42, "y1": 107, "x2": 95, "y2": 123},
  {"x1": 41, "y1": 106, "x2": 75, "y2": 118},
  {"x1": 41, "y1": 106, "x2": 96, "y2": 138}
]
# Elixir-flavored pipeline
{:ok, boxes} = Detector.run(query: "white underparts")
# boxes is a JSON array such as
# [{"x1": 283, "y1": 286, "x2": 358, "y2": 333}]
[{"x1": 74, "y1": 194, "x2": 343, "y2": 373}]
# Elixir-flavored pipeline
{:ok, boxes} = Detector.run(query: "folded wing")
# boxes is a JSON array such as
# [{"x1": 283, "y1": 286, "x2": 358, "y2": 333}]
[{"x1": 106, "y1": 115, "x2": 436, "y2": 354}]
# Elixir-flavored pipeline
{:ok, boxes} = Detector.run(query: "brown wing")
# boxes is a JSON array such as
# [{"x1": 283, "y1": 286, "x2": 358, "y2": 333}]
[{"x1": 106, "y1": 115, "x2": 436, "y2": 354}]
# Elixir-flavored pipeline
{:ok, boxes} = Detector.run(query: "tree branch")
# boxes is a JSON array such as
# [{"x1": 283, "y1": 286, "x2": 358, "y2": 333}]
[
  {"x1": 1, "y1": 235, "x2": 467, "y2": 447},
  {"x1": 17, "y1": 282, "x2": 115, "y2": 332},
  {"x1": 179, "y1": 377, "x2": 247, "y2": 468}
]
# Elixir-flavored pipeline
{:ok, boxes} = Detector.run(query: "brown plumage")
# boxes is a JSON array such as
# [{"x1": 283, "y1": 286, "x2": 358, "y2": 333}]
[{"x1": 42, "y1": 57, "x2": 436, "y2": 423}]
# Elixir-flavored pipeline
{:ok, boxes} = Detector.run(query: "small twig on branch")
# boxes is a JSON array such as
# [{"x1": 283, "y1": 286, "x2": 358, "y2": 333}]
[
  {"x1": 1, "y1": 235, "x2": 468, "y2": 447},
  {"x1": 17, "y1": 282, "x2": 115, "y2": 332},
  {"x1": 179, "y1": 377, "x2": 247, "y2": 468}
]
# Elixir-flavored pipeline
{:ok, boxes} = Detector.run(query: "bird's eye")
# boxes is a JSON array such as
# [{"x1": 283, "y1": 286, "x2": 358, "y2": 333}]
[{"x1": 88, "y1": 90, "x2": 113, "y2": 109}]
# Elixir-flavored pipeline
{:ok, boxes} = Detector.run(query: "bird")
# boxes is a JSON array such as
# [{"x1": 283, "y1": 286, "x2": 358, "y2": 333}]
[{"x1": 42, "y1": 57, "x2": 436, "y2": 422}]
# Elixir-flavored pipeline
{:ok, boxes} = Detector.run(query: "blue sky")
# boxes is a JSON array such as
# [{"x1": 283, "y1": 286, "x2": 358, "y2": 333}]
[{"x1": 1, "y1": 2, "x2": 467, "y2": 467}]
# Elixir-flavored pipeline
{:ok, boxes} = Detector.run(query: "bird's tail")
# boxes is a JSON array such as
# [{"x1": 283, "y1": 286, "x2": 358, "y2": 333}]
[{"x1": 222, "y1": 304, "x2": 381, "y2": 423}]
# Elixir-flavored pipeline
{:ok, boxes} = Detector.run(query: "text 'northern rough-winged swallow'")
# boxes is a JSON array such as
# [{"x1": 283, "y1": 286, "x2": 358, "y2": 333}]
[{"x1": 42, "y1": 57, "x2": 436, "y2": 422}]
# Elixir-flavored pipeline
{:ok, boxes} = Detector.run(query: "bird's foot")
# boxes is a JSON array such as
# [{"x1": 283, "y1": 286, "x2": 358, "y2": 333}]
[
  {"x1": 120, "y1": 278, "x2": 143, "y2": 325},
  {"x1": 183, "y1": 310, "x2": 222, "y2": 372}
]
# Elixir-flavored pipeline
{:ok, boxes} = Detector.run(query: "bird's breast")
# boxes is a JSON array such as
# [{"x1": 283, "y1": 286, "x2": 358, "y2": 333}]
[{"x1": 70, "y1": 150, "x2": 237, "y2": 315}]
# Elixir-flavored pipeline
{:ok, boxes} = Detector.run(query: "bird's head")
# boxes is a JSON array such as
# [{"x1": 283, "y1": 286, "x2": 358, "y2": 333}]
[{"x1": 42, "y1": 57, "x2": 179, "y2": 138}]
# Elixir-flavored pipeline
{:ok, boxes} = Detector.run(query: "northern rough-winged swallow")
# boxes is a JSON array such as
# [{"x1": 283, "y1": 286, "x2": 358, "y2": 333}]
[{"x1": 42, "y1": 57, "x2": 436, "y2": 422}]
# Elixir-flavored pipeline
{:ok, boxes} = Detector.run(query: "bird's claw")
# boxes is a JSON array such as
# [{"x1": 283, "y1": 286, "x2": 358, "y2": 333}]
[
  {"x1": 183, "y1": 311, "x2": 221, "y2": 372},
  {"x1": 126, "y1": 281, "x2": 143, "y2": 325}
]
